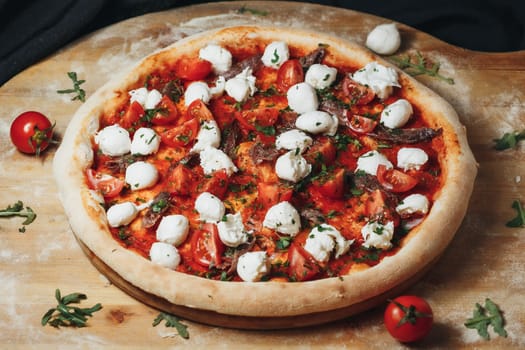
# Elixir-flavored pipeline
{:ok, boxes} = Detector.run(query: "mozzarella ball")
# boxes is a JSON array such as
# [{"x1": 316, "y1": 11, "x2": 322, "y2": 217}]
[
  {"x1": 380, "y1": 99, "x2": 413, "y2": 129},
  {"x1": 305, "y1": 64, "x2": 337, "y2": 89},
  {"x1": 125, "y1": 161, "x2": 159, "y2": 190},
  {"x1": 236, "y1": 251, "x2": 269, "y2": 282},
  {"x1": 295, "y1": 110, "x2": 338, "y2": 136},
  {"x1": 261, "y1": 41, "x2": 290, "y2": 69},
  {"x1": 217, "y1": 213, "x2": 249, "y2": 247},
  {"x1": 263, "y1": 201, "x2": 301, "y2": 236},
  {"x1": 275, "y1": 129, "x2": 313, "y2": 153},
  {"x1": 94, "y1": 124, "x2": 131, "y2": 156},
  {"x1": 275, "y1": 150, "x2": 312, "y2": 182},
  {"x1": 366, "y1": 23, "x2": 401, "y2": 55},
  {"x1": 130, "y1": 127, "x2": 160, "y2": 155},
  {"x1": 396, "y1": 194, "x2": 430, "y2": 216},
  {"x1": 149, "y1": 242, "x2": 181, "y2": 269},
  {"x1": 156, "y1": 215, "x2": 190, "y2": 246},
  {"x1": 191, "y1": 120, "x2": 221, "y2": 153},
  {"x1": 225, "y1": 68, "x2": 257, "y2": 102},
  {"x1": 352, "y1": 62, "x2": 400, "y2": 99},
  {"x1": 144, "y1": 89, "x2": 163, "y2": 109},
  {"x1": 356, "y1": 150, "x2": 393, "y2": 176},
  {"x1": 361, "y1": 221, "x2": 395, "y2": 250},
  {"x1": 106, "y1": 202, "x2": 138, "y2": 227},
  {"x1": 129, "y1": 87, "x2": 148, "y2": 106},
  {"x1": 287, "y1": 82, "x2": 319, "y2": 113},
  {"x1": 397, "y1": 147, "x2": 429, "y2": 171},
  {"x1": 199, "y1": 146, "x2": 238, "y2": 176},
  {"x1": 199, "y1": 44, "x2": 232, "y2": 74},
  {"x1": 195, "y1": 192, "x2": 225, "y2": 223},
  {"x1": 184, "y1": 81, "x2": 211, "y2": 106}
]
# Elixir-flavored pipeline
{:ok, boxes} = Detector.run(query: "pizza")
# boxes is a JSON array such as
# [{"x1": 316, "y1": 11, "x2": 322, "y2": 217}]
[{"x1": 53, "y1": 25, "x2": 477, "y2": 328}]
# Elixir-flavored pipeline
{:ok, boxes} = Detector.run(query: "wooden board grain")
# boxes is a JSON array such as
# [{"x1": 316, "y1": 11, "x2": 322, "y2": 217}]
[{"x1": 1, "y1": 1, "x2": 524, "y2": 348}]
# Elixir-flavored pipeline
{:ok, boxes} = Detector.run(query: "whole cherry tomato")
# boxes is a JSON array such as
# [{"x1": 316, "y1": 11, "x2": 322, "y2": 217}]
[
  {"x1": 10, "y1": 111, "x2": 55, "y2": 155},
  {"x1": 384, "y1": 295, "x2": 434, "y2": 343}
]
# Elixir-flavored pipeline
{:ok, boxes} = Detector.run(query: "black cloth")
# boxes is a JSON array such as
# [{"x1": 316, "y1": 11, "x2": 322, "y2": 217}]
[{"x1": 1, "y1": 0, "x2": 524, "y2": 86}]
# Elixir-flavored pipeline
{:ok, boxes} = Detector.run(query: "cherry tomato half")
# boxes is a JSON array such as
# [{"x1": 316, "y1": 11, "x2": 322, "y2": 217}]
[
  {"x1": 10, "y1": 111, "x2": 55, "y2": 155},
  {"x1": 276, "y1": 59, "x2": 304, "y2": 93},
  {"x1": 175, "y1": 57, "x2": 213, "y2": 81},
  {"x1": 86, "y1": 169, "x2": 125, "y2": 198},
  {"x1": 191, "y1": 223, "x2": 225, "y2": 268},
  {"x1": 376, "y1": 164, "x2": 418, "y2": 193},
  {"x1": 341, "y1": 76, "x2": 375, "y2": 105},
  {"x1": 287, "y1": 242, "x2": 322, "y2": 281},
  {"x1": 384, "y1": 295, "x2": 434, "y2": 343}
]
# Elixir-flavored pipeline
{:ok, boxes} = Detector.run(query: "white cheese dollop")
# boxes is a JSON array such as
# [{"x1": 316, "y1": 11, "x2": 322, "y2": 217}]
[
  {"x1": 397, "y1": 147, "x2": 428, "y2": 171},
  {"x1": 130, "y1": 127, "x2": 160, "y2": 155},
  {"x1": 125, "y1": 161, "x2": 159, "y2": 190},
  {"x1": 199, "y1": 43, "x2": 232, "y2": 74},
  {"x1": 129, "y1": 87, "x2": 162, "y2": 109},
  {"x1": 356, "y1": 150, "x2": 393, "y2": 176},
  {"x1": 191, "y1": 120, "x2": 221, "y2": 153},
  {"x1": 380, "y1": 99, "x2": 413, "y2": 129},
  {"x1": 352, "y1": 62, "x2": 400, "y2": 99},
  {"x1": 199, "y1": 146, "x2": 238, "y2": 176},
  {"x1": 261, "y1": 41, "x2": 290, "y2": 69},
  {"x1": 217, "y1": 213, "x2": 250, "y2": 247},
  {"x1": 94, "y1": 124, "x2": 131, "y2": 156},
  {"x1": 287, "y1": 82, "x2": 319, "y2": 113},
  {"x1": 275, "y1": 150, "x2": 312, "y2": 182},
  {"x1": 275, "y1": 129, "x2": 313, "y2": 153},
  {"x1": 305, "y1": 64, "x2": 337, "y2": 89},
  {"x1": 304, "y1": 224, "x2": 353, "y2": 263},
  {"x1": 263, "y1": 201, "x2": 301, "y2": 236},
  {"x1": 366, "y1": 23, "x2": 401, "y2": 55},
  {"x1": 361, "y1": 221, "x2": 395, "y2": 250},
  {"x1": 184, "y1": 81, "x2": 212, "y2": 106},
  {"x1": 396, "y1": 194, "x2": 430, "y2": 216},
  {"x1": 106, "y1": 202, "x2": 138, "y2": 228},
  {"x1": 149, "y1": 242, "x2": 181, "y2": 269},
  {"x1": 225, "y1": 67, "x2": 257, "y2": 102},
  {"x1": 195, "y1": 192, "x2": 225, "y2": 223},
  {"x1": 236, "y1": 251, "x2": 269, "y2": 282},
  {"x1": 295, "y1": 110, "x2": 338, "y2": 136},
  {"x1": 156, "y1": 215, "x2": 190, "y2": 246}
]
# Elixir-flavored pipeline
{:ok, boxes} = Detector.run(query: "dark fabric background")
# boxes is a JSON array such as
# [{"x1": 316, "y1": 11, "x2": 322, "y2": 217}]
[{"x1": 1, "y1": 0, "x2": 524, "y2": 86}]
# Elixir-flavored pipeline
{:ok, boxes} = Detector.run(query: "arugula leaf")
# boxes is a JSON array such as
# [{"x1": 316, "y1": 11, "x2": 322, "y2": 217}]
[
  {"x1": 0, "y1": 200, "x2": 37, "y2": 232},
  {"x1": 41, "y1": 289, "x2": 102, "y2": 328},
  {"x1": 493, "y1": 129, "x2": 525, "y2": 150},
  {"x1": 464, "y1": 298, "x2": 507, "y2": 340},
  {"x1": 506, "y1": 200, "x2": 525, "y2": 227},
  {"x1": 57, "y1": 71, "x2": 86, "y2": 102},
  {"x1": 153, "y1": 312, "x2": 189, "y2": 339},
  {"x1": 389, "y1": 51, "x2": 455, "y2": 85}
]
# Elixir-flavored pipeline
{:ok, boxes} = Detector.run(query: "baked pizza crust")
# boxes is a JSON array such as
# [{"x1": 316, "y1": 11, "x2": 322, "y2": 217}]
[{"x1": 53, "y1": 26, "x2": 477, "y2": 322}]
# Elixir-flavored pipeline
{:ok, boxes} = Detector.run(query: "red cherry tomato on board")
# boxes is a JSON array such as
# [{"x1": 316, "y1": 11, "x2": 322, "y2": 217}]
[
  {"x1": 10, "y1": 111, "x2": 55, "y2": 155},
  {"x1": 384, "y1": 295, "x2": 434, "y2": 343},
  {"x1": 276, "y1": 59, "x2": 304, "y2": 93}
]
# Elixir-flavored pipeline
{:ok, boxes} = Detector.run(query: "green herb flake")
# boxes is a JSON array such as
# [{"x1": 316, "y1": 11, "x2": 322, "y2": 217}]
[
  {"x1": 152, "y1": 312, "x2": 189, "y2": 339},
  {"x1": 41, "y1": 289, "x2": 102, "y2": 328},
  {"x1": 464, "y1": 298, "x2": 507, "y2": 340},
  {"x1": 0, "y1": 200, "x2": 37, "y2": 231},
  {"x1": 493, "y1": 129, "x2": 525, "y2": 150},
  {"x1": 389, "y1": 51, "x2": 455, "y2": 85},
  {"x1": 505, "y1": 200, "x2": 525, "y2": 227},
  {"x1": 57, "y1": 71, "x2": 87, "y2": 102}
]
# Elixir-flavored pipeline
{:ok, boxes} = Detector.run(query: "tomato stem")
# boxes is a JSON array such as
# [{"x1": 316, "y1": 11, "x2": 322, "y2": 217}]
[{"x1": 388, "y1": 299, "x2": 432, "y2": 327}]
